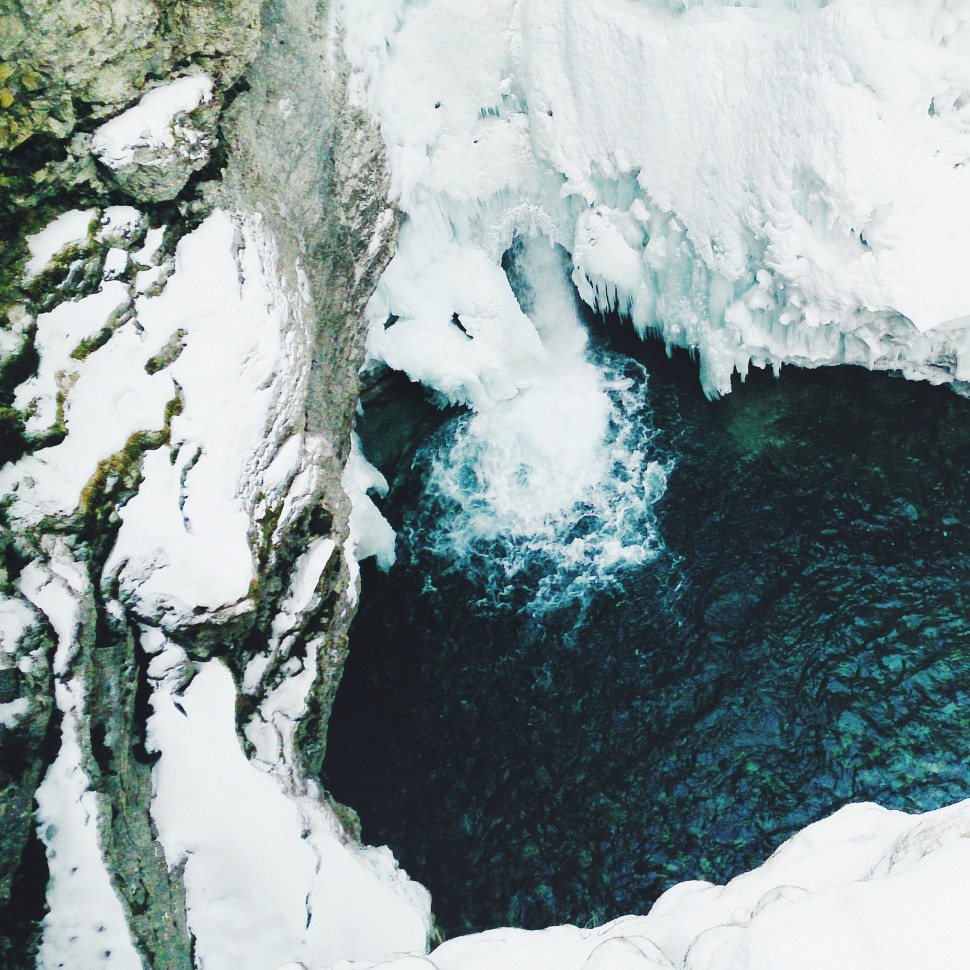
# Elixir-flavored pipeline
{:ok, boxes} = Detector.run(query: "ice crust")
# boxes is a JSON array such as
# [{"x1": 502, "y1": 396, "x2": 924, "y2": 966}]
[{"x1": 345, "y1": 0, "x2": 970, "y2": 398}]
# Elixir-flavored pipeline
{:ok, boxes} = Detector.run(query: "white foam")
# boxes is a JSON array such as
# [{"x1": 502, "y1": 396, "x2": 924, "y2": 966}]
[{"x1": 406, "y1": 241, "x2": 668, "y2": 613}]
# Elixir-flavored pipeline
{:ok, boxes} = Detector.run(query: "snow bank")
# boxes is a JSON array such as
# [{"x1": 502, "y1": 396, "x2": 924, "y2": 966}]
[
  {"x1": 148, "y1": 658, "x2": 430, "y2": 970},
  {"x1": 332, "y1": 798, "x2": 970, "y2": 970},
  {"x1": 343, "y1": 0, "x2": 970, "y2": 397}
]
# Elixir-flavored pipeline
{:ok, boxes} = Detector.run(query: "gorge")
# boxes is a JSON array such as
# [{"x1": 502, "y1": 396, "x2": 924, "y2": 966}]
[{"x1": 1, "y1": 1, "x2": 970, "y2": 969}]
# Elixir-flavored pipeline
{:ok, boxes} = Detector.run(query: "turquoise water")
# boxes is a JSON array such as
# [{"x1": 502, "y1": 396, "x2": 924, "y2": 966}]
[{"x1": 326, "y1": 327, "x2": 970, "y2": 937}]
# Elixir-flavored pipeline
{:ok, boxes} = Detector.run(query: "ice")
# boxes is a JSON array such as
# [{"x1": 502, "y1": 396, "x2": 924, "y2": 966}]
[
  {"x1": 368, "y1": 235, "x2": 548, "y2": 410},
  {"x1": 406, "y1": 239, "x2": 668, "y2": 612},
  {"x1": 23, "y1": 209, "x2": 96, "y2": 280},
  {"x1": 91, "y1": 75, "x2": 214, "y2": 169},
  {"x1": 343, "y1": 0, "x2": 970, "y2": 398},
  {"x1": 343, "y1": 434, "x2": 396, "y2": 584},
  {"x1": 329, "y1": 2, "x2": 970, "y2": 963}
]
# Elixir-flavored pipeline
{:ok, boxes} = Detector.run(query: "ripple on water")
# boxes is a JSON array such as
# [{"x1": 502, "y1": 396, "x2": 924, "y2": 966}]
[{"x1": 326, "y1": 342, "x2": 970, "y2": 938}]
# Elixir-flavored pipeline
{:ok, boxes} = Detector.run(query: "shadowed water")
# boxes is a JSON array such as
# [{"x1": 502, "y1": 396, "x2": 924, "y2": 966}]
[{"x1": 325, "y1": 326, "x2": 970, "y2": 938}]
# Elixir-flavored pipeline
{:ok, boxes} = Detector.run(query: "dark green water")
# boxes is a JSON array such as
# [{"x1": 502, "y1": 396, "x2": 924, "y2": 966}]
[{"x1": 325, "y1": 328, "x2": 970, "y2": 938}]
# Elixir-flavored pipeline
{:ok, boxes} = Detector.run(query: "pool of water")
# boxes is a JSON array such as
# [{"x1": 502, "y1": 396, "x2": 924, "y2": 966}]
[{"x1": 325, "y1": 324, "x2": 970, "y2": 938}]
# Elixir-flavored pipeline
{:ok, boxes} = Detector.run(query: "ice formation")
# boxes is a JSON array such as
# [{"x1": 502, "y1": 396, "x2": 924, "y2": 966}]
[
  {"x1": 345, "y1": 0, "x2": 970, "y2": 398},
  {"x1": 331, "y1": 0, "x2": 970, "y2": 967},
  {"x1": 401, "y1": 242, "x2": 669, "y2": 613}
]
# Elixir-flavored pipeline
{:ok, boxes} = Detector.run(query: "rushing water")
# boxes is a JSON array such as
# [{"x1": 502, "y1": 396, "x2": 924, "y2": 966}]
[{"x1": 325, "y1": 321, "x2": 970, "y2": 939}]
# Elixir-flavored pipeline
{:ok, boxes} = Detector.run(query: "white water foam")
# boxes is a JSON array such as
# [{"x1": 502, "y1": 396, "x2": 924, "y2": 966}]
[{"x1": 403, "y1": 242, "x2": 669, "y2": 614}]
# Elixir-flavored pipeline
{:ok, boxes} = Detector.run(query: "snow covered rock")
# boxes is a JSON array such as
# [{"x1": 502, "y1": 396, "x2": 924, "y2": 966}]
[
  {"x1": 0, "y1": 199, "x2": 430, "y2": 968},
  {"x1": 92, "y1": 75, "x2": 219, "y2": 201}
]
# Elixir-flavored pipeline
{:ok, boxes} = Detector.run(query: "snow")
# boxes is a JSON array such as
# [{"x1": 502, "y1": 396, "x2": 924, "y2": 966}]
[
  {"x1": 18, "y1": 543, "x2": 89, "y2": 677},
  {"x1": 0, "y1": 206, "x2": 316, "y2": 629},
  {"x1": 0, "y1": 697, "x2": 29, "y2": 729},
  {"x1": 36, "y1": 679, "x2": 144, "y2": 970},
  {"x1": 343, "y1": 0, "x2": 970, "y2": 397},
  {"x1": 0, "y1": 595, "x2": 37, "y2": 658},
  {"x1": 12, "y1": 204, "x2": 435, "y2": 966},
  {"x1": 103, "y1": 210, "x2": 318, "y2": 627},
  {"x1": 343, "y1": 434, "x2": 396, "y2": 596},
  {"x1": 97, "y1": 206, "x2": 144, "y2": 244},
  {"x1": 148, "y1": 659, "x2": 431, "y2": 970},
  {"x1": 14, "y1": 280, "x2": 130, "y2": 434},
  {"x1": 13, "y1": 4, "x2": 970, "y2": 966},
  {"x1": 331, "y1": 799, "x2": 970, "y2": 970},
  {"x1": 132, "y1": 226, "x2": 166, "y2": 267},
  {"x1": 91, "y1": 75, "x2": 215, "y2": 169},
  {"x1": 24, "y1": 209, "x2": 96, "y2": 280}
]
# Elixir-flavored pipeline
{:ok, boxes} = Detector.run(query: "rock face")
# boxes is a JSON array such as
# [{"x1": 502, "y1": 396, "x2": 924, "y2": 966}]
[
  {"x1": 0, "y1": 0, "x2": 259, "y2": 154},
  {"x1": 0, "y1": 0, "x2": 262, "y2": 296},
  {"x1": 0, "y1": 1, "x2": 429, "y2": 968}
]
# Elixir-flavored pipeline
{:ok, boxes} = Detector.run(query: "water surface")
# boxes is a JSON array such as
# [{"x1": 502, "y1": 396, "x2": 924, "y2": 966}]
[{"x1": 326, "y1": 326, "x2": 970, "y2": 937}]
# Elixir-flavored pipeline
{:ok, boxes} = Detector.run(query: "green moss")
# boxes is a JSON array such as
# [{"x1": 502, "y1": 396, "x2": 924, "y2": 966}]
[
  {"x1": 144, "y1": 328, "x2": 187, "y2": 374},
  {"x1": 77, "y1": 392, "x2": 183, "y2": 548},
  {"x1": 70, "y1": 305, "x2": 133, "y2": 362}
]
